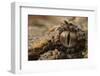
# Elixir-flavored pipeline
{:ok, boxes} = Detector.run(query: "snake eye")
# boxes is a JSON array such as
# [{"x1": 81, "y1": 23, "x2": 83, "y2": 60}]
[
  {"x1": 60, "y1": 31, "x2": 77, "y2": 47},
  {"x1": 67, "y1": 32, "x2": 70, "y2": 45}
]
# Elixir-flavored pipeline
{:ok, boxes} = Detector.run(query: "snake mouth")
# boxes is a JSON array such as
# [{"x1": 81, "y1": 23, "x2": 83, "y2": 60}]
[{"x1": 60, "y1": 31, "x2": 77, "y2": 47}]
